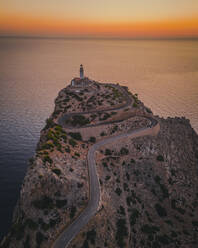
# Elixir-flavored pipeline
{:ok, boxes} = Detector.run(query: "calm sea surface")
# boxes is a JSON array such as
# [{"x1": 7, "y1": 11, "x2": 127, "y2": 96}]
[{"x1": 0, "y1": 38, "x2": 198, "y2": 239}]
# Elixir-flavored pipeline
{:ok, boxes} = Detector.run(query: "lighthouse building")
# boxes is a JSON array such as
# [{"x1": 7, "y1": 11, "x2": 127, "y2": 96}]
[{"x1": 71, "y1": 65, "x2": 90, "y2": 87}]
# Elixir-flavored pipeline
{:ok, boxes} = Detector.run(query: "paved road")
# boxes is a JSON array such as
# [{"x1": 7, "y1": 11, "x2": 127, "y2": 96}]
[{"x1": 52, "y1": 116, "x2": 159, "y2": 248}]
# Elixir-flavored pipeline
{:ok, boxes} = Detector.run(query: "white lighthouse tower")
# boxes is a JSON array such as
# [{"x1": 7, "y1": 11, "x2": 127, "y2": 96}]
[{"x1": 80, "y1": 64, "x2": 84, "y2": 79}]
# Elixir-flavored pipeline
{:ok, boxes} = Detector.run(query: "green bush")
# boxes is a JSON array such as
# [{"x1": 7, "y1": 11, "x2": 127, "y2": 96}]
[
  {"x1": 70, "y1": 206, "x2": 77, "y2": 219},
  {"x1": 157, "y1": 155, "x2": 164, "y2": 162},
  {"x1": 116, "y1": 219, "x2": 128, "y2": 248},
  {"x1": 43, "y1": 155, "x2": 53, "y2": 164},
  {"x1": 45, "y1": 118, "x2": 55, "y2": 129},
  {"x1": 56, "y1": 199, "x2": 67, "y2": 208},
  {"x1": 89, "y1": 136, "x2": 96, "y2": 143},
  {"x1": 26, "y1": 219, "x2": 38, "y2": 230},
  {"x1": 65, "y1": 146, "x2": 71, "y2": 153},
  {"x1": 86, "y1": 229, "x2": 96, "y2": 245},
  {"x1": 32, "y1": 196, "x2": 54, "y2": 210},
  {"x1": 74, "y1": 152, "x2": 80, "y2": 157},
  {"x1": 133, "y1": 103, "x2": 138, "y2": 108},
  {"x1": 11, "y1": 221, "x2": 25, "y2": 240},
  {"x1": 36, "y1": 232, "x2": 44, "y2": 246},
  {"x1": 155, "y1": 203, "x2": 167, "y2": 217},
  {"x1": 69, "y1": 138, "x2": 77, "y2": 147},
  {"x1": 105, "y1": 149, "x2": 112, "y2": 156},
  {"x1": 120, "y1": 147, "x2": 129, "y2": 155},
  {"x1": 115, "y1": 187, "x2": 122, "y2": 196},
  {"x1": 70, "y1": 115, "x2": 90, "y2": 126},
  {"x1": 100, "y1": 131, "x2": 106, "y2": 136},
  {"x1": 41, "y1": 142, "x2": 54, "y2": 150},
  {"x1": 52, "y1": 168, "x2": 61, "y2": 176},
  {"x1": 141, "y1": 224, "x2": 160, "y2": 235},
  {"x1": 130, "y1": 208, "x2": 140, "y2": 226},
  {"x1": 68, "y1": 132, "x2": 82, "y2": 141}
]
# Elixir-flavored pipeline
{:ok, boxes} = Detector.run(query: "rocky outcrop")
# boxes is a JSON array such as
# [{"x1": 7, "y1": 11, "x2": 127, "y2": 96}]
[{"x1": 1, "y1": 79, "x2": 198, "y2": 248}]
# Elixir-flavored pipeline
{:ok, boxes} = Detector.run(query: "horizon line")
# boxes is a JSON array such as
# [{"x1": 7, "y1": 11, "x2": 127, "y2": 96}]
[{"x1": 0, "y1": 35, "x2": 198, "y2": 41}]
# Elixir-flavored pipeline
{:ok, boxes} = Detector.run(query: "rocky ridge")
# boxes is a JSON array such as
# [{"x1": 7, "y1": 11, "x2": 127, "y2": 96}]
[{"x1": 1, "y1": 78, "x2": 198, "y2": 248}]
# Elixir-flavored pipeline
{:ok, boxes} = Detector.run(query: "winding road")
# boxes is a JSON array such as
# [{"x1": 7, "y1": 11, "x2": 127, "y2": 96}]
[
  {"x1": 58, "y1": 84, "x2": 133, "y2": 128},
  {"x1": 53, "y1": 85, "x2": 160, "y2": 248}
]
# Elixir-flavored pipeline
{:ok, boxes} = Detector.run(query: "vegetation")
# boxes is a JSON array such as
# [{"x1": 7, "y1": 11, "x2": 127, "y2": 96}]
[
  {"x1": 116, "y1": 218, "x2": 128, "y2": 248},
  {"x1": 43, "y1": 155, "x2": 53, "y2": 164},
  {"x1": 32, "y1": 196, "x2": 54, "y2": 210},
  {"x1": 105, "y1": 149, "x2": 112, "y2": 156},
  {"x1": 68, "y1": 115, "x2": 90, "y2": 127},
  {"x1": 120, "y1": 147, "x2": 129, "y2": 155},
  {"x1": 45, "y1": 118, "x2": 55, "y2": 129},
  {"x1": 115, "y1": 187, "x2": 122, "y2": 196},
  {"x1": 70, "y1": 206, "x2": 77, "y2": 219},
  {"x1": 157, "y1": 155, "x2": 164, "y2": 162},
  {"x1": 155, "y1": 203, "x2": 167, "y2": 217},
  {"x1": 26, "y1": 219, "x2": 38, "y2": 230},
  {"x1": 130, "y1": 208, "x2": 140, "y2": 226},
  {"x1": 69, "y1": 138, "x2": 77, "y2": 147},
  {"x1": 36, "y1": 232, "x2": 45, "y2": 247},
  {"x1": 56, "y1": 199, "x2": 67, "y2": 208},
  {"x1": 52, "y1": 168, "x2": 61, "y2": 176},
  {"x1": 89, "y1": 136, "x2": 96, "y2": 143},
  {"x1": 68, "y1": 132, "x2": 82, "y2": 141},
  {"x1": 141, "y1": 224, "x2": 160, "y2": 235}
]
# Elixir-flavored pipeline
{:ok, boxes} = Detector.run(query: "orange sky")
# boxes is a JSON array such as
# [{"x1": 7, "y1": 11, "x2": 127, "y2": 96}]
[{"x1": 0, "y1": 1, "x2": 198, "y2": 38}]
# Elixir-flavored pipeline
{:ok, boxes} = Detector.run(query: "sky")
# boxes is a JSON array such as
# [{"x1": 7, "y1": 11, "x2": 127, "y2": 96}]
[{"x1": 0, "y1": 0, "x2": 198, "y2": 38}]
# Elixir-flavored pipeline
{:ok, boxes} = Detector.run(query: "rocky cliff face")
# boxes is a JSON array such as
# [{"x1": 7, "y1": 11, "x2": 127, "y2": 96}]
[{"x1": 1, "y1": 79, "x2": 198, "y2": 248}]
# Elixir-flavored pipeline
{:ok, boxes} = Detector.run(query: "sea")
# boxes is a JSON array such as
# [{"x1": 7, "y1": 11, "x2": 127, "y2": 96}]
[{"x1": 0, "y1": 38, "x2": 198, "y2": 240}]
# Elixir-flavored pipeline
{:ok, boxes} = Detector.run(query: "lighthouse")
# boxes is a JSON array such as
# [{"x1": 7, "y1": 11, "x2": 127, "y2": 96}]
[{"x1": 80, "y1": 64, "x2": 84, "y2": 79}]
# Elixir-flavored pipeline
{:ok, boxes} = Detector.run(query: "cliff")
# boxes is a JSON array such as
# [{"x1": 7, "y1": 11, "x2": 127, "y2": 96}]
[{"x1": 1, "y1": 79, "x2": 198, "y2": 248}]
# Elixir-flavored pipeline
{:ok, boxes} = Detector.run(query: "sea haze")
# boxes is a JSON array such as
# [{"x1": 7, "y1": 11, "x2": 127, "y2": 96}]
[{"x1": 0, "y1": 38, "x2": 198, "y2": 239}]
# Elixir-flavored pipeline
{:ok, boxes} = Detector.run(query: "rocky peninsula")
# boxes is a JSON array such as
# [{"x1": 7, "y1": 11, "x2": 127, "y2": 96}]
[{"x1": 1, "y1": 77, "x2": 198, "y2": 248}]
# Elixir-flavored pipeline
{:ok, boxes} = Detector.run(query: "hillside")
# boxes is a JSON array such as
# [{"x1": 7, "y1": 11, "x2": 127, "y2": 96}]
[{"x1": 1, "y1": 78, "x2": 198, "y2": 248}]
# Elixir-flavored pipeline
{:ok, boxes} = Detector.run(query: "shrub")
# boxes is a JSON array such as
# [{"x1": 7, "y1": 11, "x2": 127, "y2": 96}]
[
  {"x1": 120, "y1": 147, "x2": 129, "y2": 155},
  {"x1": 100, "y1": 131, "x2": 106, "y2": 136},
  {"x1": 116, "y1": 219, "x2": 128, "y2": 248},
  {"x1": 41, "y1": 142, "x2": 54, "y2": 150},
  {"x1": 70, "y1": 206, "x2": 77, "y2": 219},
  {"x1": 24, "y1": 235, "x2": 30, "y2": 248},
  {"x1": 11, "y1": 221, "x2": 25, "y2": 240},
  {"x1": 65, "y1": 146, "x2": 71, "y2": 153},
  {"x1": 105, "y1": 175, "x2": 111, "y2": 181},
  {"x1": 105, "y1": 149, "x2": 112, "y2": 156},
  {"x1": 70, "y1": 115, "x2": 90, "y2": 126},
  {"x1": 192, "y1": 221, "x2": 198, "y2": 227},
  {"x1": 36, "y1": 232, "x2": 44, "y2": 246},
  {"x1": 157, "y1": 155, "x2": 164, "y2": 162},
  {"x1": 157, "y1": 234, "x2": 171, "y2": 245},
  {"x1": 69, "y1": 139, "x2": 77, "y2": 147},
  {"x1": 130, "y1": 208, "x2": 140, "y2": 226},
  {"x1": 155, "y1": 203, "x2": 167, "y2": 217},
  {"x1": 86, "y1": 229, "x2": 96, "y2": 245},
  {"x1": 43, "y1": 155, "x2": 53, "y2": 164},
  {"x1": 45, "y1": 118, "x2": 54, "y2": 129},
  {"x1": 133, "y1": 103, "x2": 138, "y2": 107},
  {"x1": 89, "y1": 136, "x2": 96, "y2": 143},
  {"x1": 74, "y1": 152, "x2": 80, "y2": 157},
  {"x1": 118, "y1": 206, "x2": 126, "y2": 216},
  {"x1": 32, "y1": 196, "x2": 54, "y2": 210},
  {"x1": 56, "y1": 199, "x2": 67, "y2": 208},
  {"x1": 52, "y1": 168, "x2": 61, "y2": 176},
  {"x1": 115, "y1": 187, "x2": 122, "y2": 196},
  {"x1": 68, "y1": 132, "x2": 82, "y2": 141},
  {"x1": 141, "y1": 224, "x2": 160, "y2": 235},
  {"x1": 26, "y1": 219, "x2": 38, "y2": 230}
]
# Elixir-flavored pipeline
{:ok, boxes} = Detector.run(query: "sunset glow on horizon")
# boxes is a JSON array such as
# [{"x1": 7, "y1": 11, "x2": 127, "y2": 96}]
[{"x1": 0, "y1": 0, "x2": 198, "y2": 39}]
